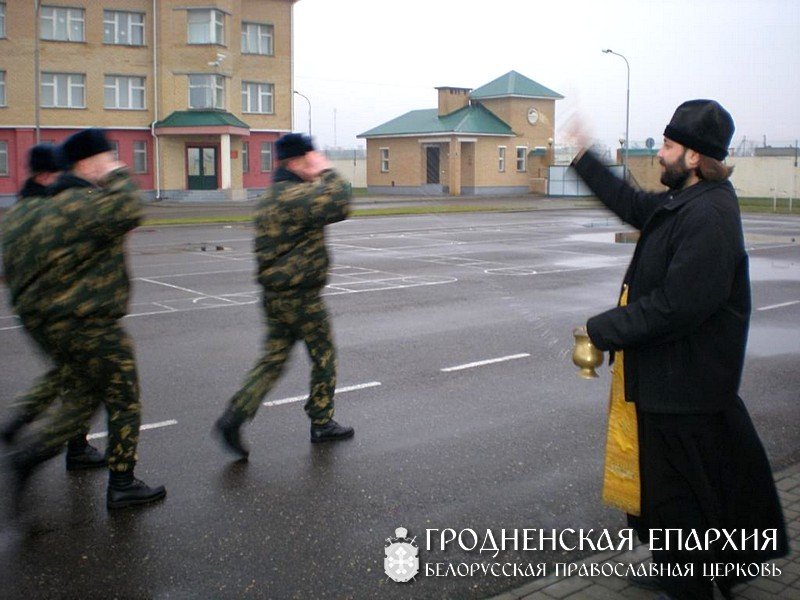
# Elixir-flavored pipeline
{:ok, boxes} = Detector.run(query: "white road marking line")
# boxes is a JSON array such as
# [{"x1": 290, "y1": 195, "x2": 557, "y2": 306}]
[
  {"x1": 87, "y1": 419, "x2": 178, "y2": 440},
  {"x1": 749, "y1": 243, "x2": 800, "y2": 252},
  {"x1": 758, "y1": 300, "x2": 800, "y2": 311},
  {"x1": 151, "y1": 302, "x2": 178, "y2": 312},
  {"x1": 263, "y1": 381, "x2": 382, "y2": 407},
  {"x1": 137, "y1": 277, "x2": 239, "y2": 304},
  {"x1": 134, "y1": 268, "x2": 248, "y2": 278},
  {"x1": 441, "y1": 353, "x2": 530, "y2": 372}
]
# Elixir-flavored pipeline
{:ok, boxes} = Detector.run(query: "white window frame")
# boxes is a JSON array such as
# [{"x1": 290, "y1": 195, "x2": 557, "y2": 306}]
[
  {"x1": 0, "y1": 71, "x2": 6, "y2": 107},
  {"x1": 40, "y1": 6, "x2": 85, "y2": 42},
  {"x1": 498, "y1": 146, "x2": 506, "y2": 172},
  {"x1": 188, "y1": 74, "x2": 224, "y2": 110},
  {"x1": 241, "y1": 22, "x2": 273, "y2": 55},
  {"x1": 104, "y1": 75, "x2": 146, "y2": 110},
  {"x1": 103, "y1": 10, "x2": 145, "y2": 46},
  {"x1": 242, "y1": 141, "x2": 249, "y2": 173},
  {"x1": 0, "y1": 3, "x2": 6, "y2": 39},
  {"x1": 133, "y1": 140, "x2": 147, "y2": 173},
  {"x1": 0, "y1": 141, "x2": 8, "y2": 176},
  {"x1": 380, "y1": 148, "x2": 389, "y2": 173},
  {"x1": 516, "y1": 146, "x2": 528, "y2": 172},
  {"x1": 187, "y1": 9, "x2": 224, "y2": 45},
  {"x1": 260, "y1": 142, "x2": 273, "y2": 172},
  {"x1": 241, "y1": 81, "x2": 274, "y2": 114},
  {"x1": 41, "y1": 72, "x2": 85, "y2": 108}
]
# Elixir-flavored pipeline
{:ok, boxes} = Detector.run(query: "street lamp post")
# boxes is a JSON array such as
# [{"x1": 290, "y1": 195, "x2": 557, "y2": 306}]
[
  {"x1": 602, "y1": 49, "x2": 630, "y2": 180},
  {"x1": 293, "y1": 90, "x2": 311, "y2": 136},
  {"x1": 34, "y1": 0, "x2": 42, "y2": 143}
]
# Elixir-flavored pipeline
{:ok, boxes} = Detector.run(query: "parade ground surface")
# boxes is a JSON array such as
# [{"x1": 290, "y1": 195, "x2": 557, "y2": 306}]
[{"x1": 1, "y1": 206, "x2": 798, "y2": 599}]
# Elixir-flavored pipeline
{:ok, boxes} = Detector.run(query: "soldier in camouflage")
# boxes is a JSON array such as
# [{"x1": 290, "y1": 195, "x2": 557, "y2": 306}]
[
  {"x1": 2, "y1": 128, "x2": 165, "y2": 511},
  {"x1": 214, "y1": 133, "x2": 354, "y2": 458},
  {"x1": 1, "y1": 143, "x2": 107, "y2": 472}
]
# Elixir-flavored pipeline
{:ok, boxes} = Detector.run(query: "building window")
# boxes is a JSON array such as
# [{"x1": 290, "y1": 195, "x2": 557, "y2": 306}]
[
  {"x1": 242, "y1": 142, "x2": 249, "y2": 173},
  {"x1": 260, "y1": 142, "x2": 273, "y2": 172},
  {"x1": 104, "y1": 75, "x2": 146, "y2": 110},
  {"x1": 498, "y1": 146, "x2": 506, "y2": 172},
  {"x1": 241, "y1": 22, "x2": 273, "y2": 55},
  {"x1": 380, "y1": 148, "x2": 389, "y2": 172},
  {"x1": 0, "y1": 141, "x2": 8, "y2": 176},
  {"x1": 103, "y1": 10, "x2": 145, "y2": 46},
  {"x1": 516, "y1": 146, "x2": 527, "y2": 172},
  {"x1": 0, "y1": 3, "x2": 6, "y2": 39},
  {"x1": 187, "y1": 9, "x2": 224, "y2": 45},
  {"x1": 41, "y1": 73, "x2": 85, "y2": 108},
  {"x1": 241, "y1": 82, "x2": 274, "y2": 114},
  {"x1": 188, "y1": 74, "x2": 224, "y2": 109},
  {"x1": 108, "y1": 141, "x2": 119, "y2": 161},
  {"x1": 133, "y1": 140, "x2": 147, "y2": 173},
  {"x1": 0, "y1": 71, "x2": 5, "y2": 107},
  {"x1": 40, "y1": 6, "x2": 85, "y2": 42}
]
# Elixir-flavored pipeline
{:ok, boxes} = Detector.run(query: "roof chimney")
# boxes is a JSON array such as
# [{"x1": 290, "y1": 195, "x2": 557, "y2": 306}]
[{"x1": 436, "y1": 86, "x2": 471, "y2": 116}]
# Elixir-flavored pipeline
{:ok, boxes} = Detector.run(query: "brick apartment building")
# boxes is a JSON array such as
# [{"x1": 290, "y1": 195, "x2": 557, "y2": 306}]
[{"x1": 0, "y1": 0, "x2": 298, "y2": 203}]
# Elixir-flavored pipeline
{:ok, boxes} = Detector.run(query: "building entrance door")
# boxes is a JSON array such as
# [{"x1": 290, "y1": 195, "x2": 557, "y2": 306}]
[
  {"x1": 426, "y1": 146, "x2": 440, "y2": 184},
  {"x1": 187, "y1": 147, "x2": 218, "y2": 190}
]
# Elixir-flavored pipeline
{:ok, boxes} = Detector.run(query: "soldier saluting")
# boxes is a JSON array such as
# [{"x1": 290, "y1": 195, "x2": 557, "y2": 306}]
[
  {"x1": 214, "y1": 133, "x2": 354, "y2": 457},
  {"x1": 2, "y1": 128, "x2": 165, "y2": 510}
]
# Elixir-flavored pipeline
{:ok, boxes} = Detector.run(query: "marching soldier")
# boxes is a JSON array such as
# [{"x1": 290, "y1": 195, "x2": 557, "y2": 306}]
[
  {"x1": 214, "y1": 133, "x2": 354, "y2": 458},
  {"x1": 2, "y1": 129, "x2": 165, "y2": 510},
  {"x1": 1, "y1": 143, "x2": 106, "y2": 471}
]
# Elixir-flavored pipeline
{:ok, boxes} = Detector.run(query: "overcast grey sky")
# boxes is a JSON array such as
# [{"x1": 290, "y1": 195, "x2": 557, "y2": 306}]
[{"x1": 292, "y1": 0, "x2": 799, "y2": 152}]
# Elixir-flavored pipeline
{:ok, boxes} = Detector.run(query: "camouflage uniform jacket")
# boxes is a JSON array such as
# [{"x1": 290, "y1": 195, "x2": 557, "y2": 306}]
[
  {"x1": 2, "y1": 169, "x2": 142, "y2": 323},
  {"x1": 255, "y1": 167, "x2": 351, "y2": 293}
]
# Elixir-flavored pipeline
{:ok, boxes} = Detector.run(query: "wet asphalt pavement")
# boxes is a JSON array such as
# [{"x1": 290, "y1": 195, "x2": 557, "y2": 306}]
[{"x1": 1, "y1": 210, "x2": 798, "y2": 599}]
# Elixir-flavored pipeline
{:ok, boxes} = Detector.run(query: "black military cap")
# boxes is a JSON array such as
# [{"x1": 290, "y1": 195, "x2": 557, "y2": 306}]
[
  {"x1": 60, "y1": 128, "x2": 113, "y2": 167},
  {"x1": 28, "y1": 144, "x2": 64, "y2": 174},
  {"x1": 276, "y1": 133, "x2": 315, "y2": 161}
]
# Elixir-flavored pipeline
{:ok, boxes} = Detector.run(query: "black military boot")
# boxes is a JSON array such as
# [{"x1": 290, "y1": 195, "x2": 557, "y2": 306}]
[
  {"x1": 212, "y1": 410, "x2": 249, "y2": 459},
  {"x1": 1, "y1": 415, "x2": 28, "y2": 445},
  {"x1": 107, "y1": 470, "x2": 166, "y2": 510},
  {"x1": 4, "y1": 446, "x2": 45, "y2": 515},
  {"x1": 65, "y1": 436, "x2": 107, "y2": 471},
  {"x1": 310, "y1": 419, "x2": 354, "y2": 444}
]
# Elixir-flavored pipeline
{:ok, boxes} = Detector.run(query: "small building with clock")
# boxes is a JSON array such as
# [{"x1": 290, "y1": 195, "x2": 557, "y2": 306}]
[{"x1": 357, "y1": 71, "x2": 563, "y2": 196}]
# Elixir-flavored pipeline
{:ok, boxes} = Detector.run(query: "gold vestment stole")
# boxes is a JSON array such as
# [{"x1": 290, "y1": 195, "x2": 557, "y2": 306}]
[{"x1": 601, "y1": 284, "x2": 641, "y2": 516}]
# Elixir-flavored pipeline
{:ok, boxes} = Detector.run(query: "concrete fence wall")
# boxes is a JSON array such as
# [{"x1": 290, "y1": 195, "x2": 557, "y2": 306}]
[
  {"x1": 331, "y1": 153, "x2": 800, "y2": 199},
  {"x1": 329, "y1": 158, "x2": 367, "y2": 189},
  {"x1": 729, "y1": 156, "x2": 800, "y2": 199}
]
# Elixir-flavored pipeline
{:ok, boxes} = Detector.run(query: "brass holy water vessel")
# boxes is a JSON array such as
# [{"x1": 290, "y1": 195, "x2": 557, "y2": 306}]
[{"x1": 572, "y1": 326, "x2": 604, "y2": 379}]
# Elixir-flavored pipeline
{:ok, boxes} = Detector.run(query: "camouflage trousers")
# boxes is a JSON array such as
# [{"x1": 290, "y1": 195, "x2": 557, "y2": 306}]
[
  {"x1": 8, "y1": 364, "x2": 91, "y2": 441},
  {"x1": 229, "y1": 290, "x2": 336, "y2": 425},
  {"x1": 22, "y1": 317, "x2": 141, "y2": 472}
]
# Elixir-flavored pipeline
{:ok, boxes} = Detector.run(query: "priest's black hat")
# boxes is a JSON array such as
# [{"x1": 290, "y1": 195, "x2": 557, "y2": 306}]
[{"x1": 663, "y1": 99, "x2": 734, "y2": 161}]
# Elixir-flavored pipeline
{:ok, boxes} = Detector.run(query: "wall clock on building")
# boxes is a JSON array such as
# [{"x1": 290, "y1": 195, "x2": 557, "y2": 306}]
[{"x1": 527, "y1": 107, "x2": 539, "y2": 125}]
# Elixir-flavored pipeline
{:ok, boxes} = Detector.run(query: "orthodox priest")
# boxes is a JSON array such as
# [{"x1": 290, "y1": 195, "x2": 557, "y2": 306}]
[{"x1": 571, "y1": 100, "x2": 788, "y2": 600}]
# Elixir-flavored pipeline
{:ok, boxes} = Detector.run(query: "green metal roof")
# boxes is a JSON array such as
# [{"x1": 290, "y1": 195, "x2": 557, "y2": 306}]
[
  {"x1": 470, "y1": 70, "x2": 564, "y2": 100},
  {"x1": 155, "y1": 110, "x2": 250, "y2": 129},
  {"x1": 358, "y1": 103, "x2": 514, "y2": 138}
]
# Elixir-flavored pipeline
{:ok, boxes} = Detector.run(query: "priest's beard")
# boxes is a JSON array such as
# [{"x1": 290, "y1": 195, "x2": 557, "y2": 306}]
[{"x1": 660, "y1": 151, "x2": 692, "y2": 190}]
